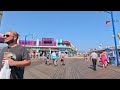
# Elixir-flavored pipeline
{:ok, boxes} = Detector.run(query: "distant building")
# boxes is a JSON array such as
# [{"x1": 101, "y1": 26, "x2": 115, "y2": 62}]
[{"x1": 18, "y1": 37, "x2": 77, "y2": 57}]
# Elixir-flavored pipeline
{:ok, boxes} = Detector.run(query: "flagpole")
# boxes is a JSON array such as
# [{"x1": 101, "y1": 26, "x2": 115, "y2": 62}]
[
  {"x1": 24, "y1": 34, "x2": 33, "y2": 47},
  {"x1": 103, "y1": 11, "x2": 119, "y2": 66},
  {"x1": 110, "y1": 11, "x2": 119, "y2": 66}
]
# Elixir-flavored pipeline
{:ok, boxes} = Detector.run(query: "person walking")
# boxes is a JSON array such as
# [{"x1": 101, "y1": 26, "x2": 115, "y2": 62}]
[
  {"x1": 105, "y1": 51, "x2": 109, "y2": 65},
  {"x1": 0, "y1": 30, "x2": 31, "y2": 79},
  {"x1": 51, "y1": 51, "x2": 57, "y2": 66},
  {"x1": 100, "y1": 50, "x2": 107, "y2": 68},
  {"x1": 60, "y1": 53, "x2": 65, "y2": 66},
  {"x1": 45, "y1": 52, "x2": 50, "y2": 65},
  {"x1": 90, "y1": 50, "x2": 98, "y2": 71}
]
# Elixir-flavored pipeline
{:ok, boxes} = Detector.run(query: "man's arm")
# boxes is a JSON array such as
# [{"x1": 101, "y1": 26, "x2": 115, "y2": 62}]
[
  {"x1": 2, "y1": 58, "x2": 31, "y2": 67},
  {"x1": 2, "y1": 46, "x2": 31, "y2": 67},
  {"x1": 13, "y1": 60, "x2": 31, "y2": 67}
]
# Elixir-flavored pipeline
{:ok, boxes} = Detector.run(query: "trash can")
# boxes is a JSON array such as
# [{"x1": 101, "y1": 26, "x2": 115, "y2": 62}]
[{"x1": 109, "y1": 57, "x2": 116, "y2": 65}]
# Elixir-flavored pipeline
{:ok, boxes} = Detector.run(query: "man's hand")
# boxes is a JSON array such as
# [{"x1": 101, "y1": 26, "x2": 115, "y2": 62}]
[{"x1": 2, "y1": 57, "x2": 16, "y2": 66}]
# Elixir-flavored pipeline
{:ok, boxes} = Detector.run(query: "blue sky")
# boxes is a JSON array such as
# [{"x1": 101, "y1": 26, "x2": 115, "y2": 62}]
[{"x1": 0, "y1": 11, "x2": 120, "y2": 52}]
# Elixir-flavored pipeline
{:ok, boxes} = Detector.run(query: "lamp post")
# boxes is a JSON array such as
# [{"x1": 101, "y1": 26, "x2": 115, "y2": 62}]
[
  {"x1": 104, "y1": 11, "x2": 119, "y2": 66},
  {"x1": 0, "y1": 11, "x2": 3, "y2": 27},
  {"x1": 24, "y1": 34, "x2": 33, "y2": 47}
]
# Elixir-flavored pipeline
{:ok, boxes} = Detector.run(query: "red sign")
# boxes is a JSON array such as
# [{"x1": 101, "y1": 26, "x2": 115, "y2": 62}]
[{"x1": 62, "y1": 41, "x2": 71, "y2": 45}]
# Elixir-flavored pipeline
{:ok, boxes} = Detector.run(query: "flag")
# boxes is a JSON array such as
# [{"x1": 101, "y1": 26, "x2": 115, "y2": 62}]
[
  {"x1": 105, "y1": 20, "x2": 110, "y2": 26},
  {"x1": 98, "y1": 44, "x2": 102, "y2": 50}
]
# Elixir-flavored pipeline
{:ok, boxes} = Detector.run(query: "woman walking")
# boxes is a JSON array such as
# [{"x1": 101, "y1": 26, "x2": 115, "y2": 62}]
[{"x1": 100, "y1": 50, "x2": 107, "y2": 68}]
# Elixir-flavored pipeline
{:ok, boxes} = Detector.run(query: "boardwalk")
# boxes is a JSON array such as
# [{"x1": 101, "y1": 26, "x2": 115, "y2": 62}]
[{"x1": 24, "y1": 57, "x2": 120, "y2": 79}]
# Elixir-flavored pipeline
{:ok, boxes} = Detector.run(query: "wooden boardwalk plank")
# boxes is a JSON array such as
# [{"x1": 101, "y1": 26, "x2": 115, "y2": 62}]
[{"x1": 24, "y1": 57, "x2": 120, "y2": 79}]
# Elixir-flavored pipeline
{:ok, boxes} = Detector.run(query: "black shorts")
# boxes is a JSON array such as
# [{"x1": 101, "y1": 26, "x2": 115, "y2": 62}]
[
  {"x1": 61, "y1": 59, "x2": 64, "y2": 62},
  {"x1": 47, "y1": 57, "x2": 49, "y2": 59}
]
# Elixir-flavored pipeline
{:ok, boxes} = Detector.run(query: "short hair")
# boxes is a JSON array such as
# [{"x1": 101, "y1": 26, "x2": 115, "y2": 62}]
[
  {"x1": 7, "y1": 30, "x2": 19, "y2": 39},
  {"x1": 102, "y1": 50, "x2": 106, "y2": 52}
]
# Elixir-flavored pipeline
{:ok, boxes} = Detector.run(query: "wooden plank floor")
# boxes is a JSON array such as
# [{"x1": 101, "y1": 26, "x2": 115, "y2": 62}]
[{"x1": 24, "y1": 57, "x2": 120, "y2": 79}]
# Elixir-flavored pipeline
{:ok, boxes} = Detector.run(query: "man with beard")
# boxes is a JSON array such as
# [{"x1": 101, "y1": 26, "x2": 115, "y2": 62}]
[{"x1": 0, "y1": 30, "x2": 31, "y2": 79}]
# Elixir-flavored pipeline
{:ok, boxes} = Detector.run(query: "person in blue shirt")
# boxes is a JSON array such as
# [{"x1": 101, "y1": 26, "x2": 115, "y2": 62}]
[
  {"x1": 45, "y1": 52, "x2": 50, "y2": 65},
  {"x1": 105, "y1": 51, "x2": 109, "y2": 65}
]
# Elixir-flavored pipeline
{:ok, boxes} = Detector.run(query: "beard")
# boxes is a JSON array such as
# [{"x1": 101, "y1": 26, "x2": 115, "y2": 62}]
[{"x1": 5, "y1": 39, "x2": 14, "y2": 44}]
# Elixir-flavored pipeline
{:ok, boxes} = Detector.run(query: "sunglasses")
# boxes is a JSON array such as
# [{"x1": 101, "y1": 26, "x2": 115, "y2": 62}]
[{"x1": 3, "y1": 34, "x2": 10, "y2": 37}]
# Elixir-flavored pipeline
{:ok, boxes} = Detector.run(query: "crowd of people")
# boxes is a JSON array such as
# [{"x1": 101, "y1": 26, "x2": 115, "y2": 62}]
[
  {"x1": 28, "y1": 51, "x2": 66, "y2": 66},
  {"x1": 45, "y1": 51, "x2": 66, "y2": 66}
]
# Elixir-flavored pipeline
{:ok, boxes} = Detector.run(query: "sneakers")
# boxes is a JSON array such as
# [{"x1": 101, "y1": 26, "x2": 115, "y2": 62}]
[
  {"x1": 94, "y1": 68, "x2": 96, "y2": 71},
  {"x1": 62, "y1": 63, "x2": 65, "y2": 65}
]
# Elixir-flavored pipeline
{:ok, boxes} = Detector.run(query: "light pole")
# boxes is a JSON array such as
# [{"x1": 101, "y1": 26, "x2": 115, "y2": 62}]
[
  {"x1": 0, "y1": 11, "x2": 3, "y2": 27},
  {"x1": 24, "y1": 34, "x2": 33, "y2": 47},
  {"x1": 104, "y1": 11, "x2": 119, "y2": 66}
]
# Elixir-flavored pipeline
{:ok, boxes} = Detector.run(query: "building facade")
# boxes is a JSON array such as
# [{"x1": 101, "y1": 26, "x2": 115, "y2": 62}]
[{"x1": 19, "y1": 38, "x2": 77, "y2": 57}]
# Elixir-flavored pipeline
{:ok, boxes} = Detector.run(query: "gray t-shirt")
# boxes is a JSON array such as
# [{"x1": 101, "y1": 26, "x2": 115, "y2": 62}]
[{"x1": 0, "y1": 45, "x2": 30, "y2": 79}]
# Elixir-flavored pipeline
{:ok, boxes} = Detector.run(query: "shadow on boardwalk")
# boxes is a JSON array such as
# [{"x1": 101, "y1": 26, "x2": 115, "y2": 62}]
[{"x1": 24, "y1": 57, "x2": 120, "y2": 79}]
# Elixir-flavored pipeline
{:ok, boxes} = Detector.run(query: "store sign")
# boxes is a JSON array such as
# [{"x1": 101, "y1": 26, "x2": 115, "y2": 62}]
[
  {"x1": 41, "y1": 38, "x2": 55, "y2": 46},
  {"x1": 44, "y1": 40, "x2": 52, "y2": 44},
  {"x1": 19, "y1": 40, "x2": 36, "y2": 46},
  {"x1": 62, "y1": 41, "x2": 71, "y2": 45}
]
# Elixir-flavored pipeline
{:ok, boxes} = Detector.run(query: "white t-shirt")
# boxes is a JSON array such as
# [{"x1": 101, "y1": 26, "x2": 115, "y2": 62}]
[
  {"x1": 52, "y1": 52, "x2": 56, "y2": 56},
  {"x1": 91, "y1": 52, "x2": 98, "y2": 59}
]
